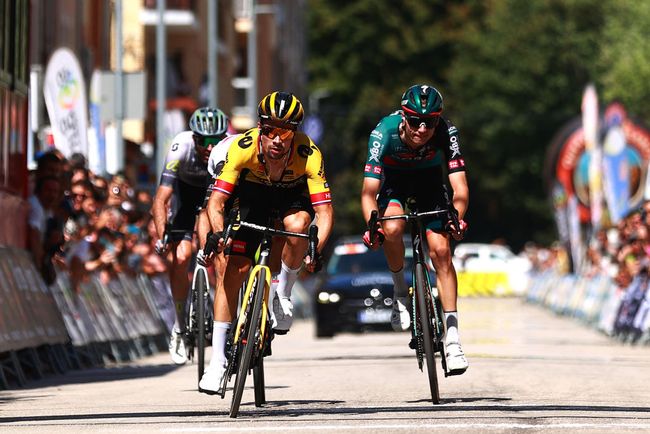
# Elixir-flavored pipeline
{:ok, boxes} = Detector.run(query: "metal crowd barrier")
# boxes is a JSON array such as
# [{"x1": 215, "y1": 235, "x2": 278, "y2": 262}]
[
  {"x1": 0, "y1": 246, "x2": 172, "y2": 389},
  {"x1": 526, "y1": 270, "x2": 650, "y2": 345}
]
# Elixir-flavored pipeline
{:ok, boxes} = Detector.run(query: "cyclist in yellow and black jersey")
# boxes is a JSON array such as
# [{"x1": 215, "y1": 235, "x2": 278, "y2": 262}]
[{"x1": 200, "y1": 92, "x2": 334, "y2": 394}]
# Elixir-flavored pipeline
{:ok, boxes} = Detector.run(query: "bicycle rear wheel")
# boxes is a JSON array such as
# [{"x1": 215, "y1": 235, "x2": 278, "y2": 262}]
[
  {"x1": 196, "y1": 267, "x2": 209, "y2": 383},
  {"x1": 415, "y1": 262, "x2": 440, "y2": 404},
  {"x1": 230, "y1": 268, "x2": 266, "y2": 418}
]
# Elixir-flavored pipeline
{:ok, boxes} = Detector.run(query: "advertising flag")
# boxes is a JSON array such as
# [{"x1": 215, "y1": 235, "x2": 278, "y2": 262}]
[
  {"x1": 43, "y1": 48, "x2": 89, "y2": 158},
  {"x1": 581, "y1": 84, "x2": 604, "y2": 231}
]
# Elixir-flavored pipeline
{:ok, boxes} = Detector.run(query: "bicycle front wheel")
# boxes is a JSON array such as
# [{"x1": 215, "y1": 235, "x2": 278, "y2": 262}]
[
  {"x1": 196, "y1": 267, "x2": 209, "y2": 383},
  {"x1": 253, "y1": 355, "x2": 266, "y2": 407},
  {"x1": 230, "y1": 268, "x2": 266, "y2": 418},
  {"x1": 415, "y1": 262, "x2": 440, "y2": 404}
]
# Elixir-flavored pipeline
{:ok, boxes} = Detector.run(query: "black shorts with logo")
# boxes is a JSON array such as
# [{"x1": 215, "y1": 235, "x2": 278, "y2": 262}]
[
  {"x1": 228, "y1": 179, "x2": 314, "y2": 260},
  {"x1": 169, "y1": 180, "x2": 206, "y2": 242},
  {"x1": 377, "y1": 166, "x2": 449, "y2": 231}
]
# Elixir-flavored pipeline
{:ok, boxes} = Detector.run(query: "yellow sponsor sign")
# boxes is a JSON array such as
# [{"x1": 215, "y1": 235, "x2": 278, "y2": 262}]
[{"x1": 457, "y1": 271, "x2": 513, "y2": 297}]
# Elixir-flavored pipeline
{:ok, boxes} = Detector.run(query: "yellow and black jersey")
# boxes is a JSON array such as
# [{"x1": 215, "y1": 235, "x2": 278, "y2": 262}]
[{"x1": 214, "y1": 128, "x2": 331, "y2": 206}]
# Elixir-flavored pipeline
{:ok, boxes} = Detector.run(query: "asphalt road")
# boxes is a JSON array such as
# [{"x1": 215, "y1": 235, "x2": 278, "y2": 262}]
[{"x1": 2, "y1": 298, "x2": 650, "y2": 433}]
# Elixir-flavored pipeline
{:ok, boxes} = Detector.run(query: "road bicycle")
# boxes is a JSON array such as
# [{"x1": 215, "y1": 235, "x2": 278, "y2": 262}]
[
  {"x1": 161, "y1": 225, "x2": 215, "y2": 388},
  {"x1": 217, "y1": 213, "x2": 318, "y2": 418},
  {"x1": 368, "y1": 198, "x2": 460, "y2": 404}
]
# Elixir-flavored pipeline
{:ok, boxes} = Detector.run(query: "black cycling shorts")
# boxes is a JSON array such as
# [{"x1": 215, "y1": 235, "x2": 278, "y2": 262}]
[
  {"x1": 228, "y1": 180, "x2": 314, "y2": 260},
  {"x1": 377, "y1": 166, "x2": 449, "y2": 232},
  {"x1": 169, "y1": 180, "x2": 206, "y2": 242}
]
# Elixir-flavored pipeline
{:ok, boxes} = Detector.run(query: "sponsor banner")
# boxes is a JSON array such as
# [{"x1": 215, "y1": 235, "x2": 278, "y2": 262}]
[
  {"x1": 457, "y1": 271, "x2": 513, "y2": 297},
  {"x1": 43, "y1": 48, "x2": 89, "y2": 158}
]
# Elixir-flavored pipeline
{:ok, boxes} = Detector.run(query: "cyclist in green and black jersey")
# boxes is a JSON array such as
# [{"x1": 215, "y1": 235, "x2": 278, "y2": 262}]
[{"x1": 360, "y1": 85, "x2": 469, "y2": 375}]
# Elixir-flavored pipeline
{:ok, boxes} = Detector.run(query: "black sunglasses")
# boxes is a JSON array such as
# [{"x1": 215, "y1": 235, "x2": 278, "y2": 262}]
[{"x1": 405, "y1": 115, "x2": 439, "y2": 129}]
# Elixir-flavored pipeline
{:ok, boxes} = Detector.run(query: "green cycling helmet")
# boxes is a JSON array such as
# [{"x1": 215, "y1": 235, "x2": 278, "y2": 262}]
[
  {"x1": 400, "y1": 85, "x2": 443, "y2": 117},
  {"x1": 189, "y1": 107, "x2": 229, "y2": 137}
]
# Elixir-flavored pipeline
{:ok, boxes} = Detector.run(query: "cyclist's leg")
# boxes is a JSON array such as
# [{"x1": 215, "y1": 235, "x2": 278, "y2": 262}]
[
  {"x1": 377, "y1": 170, "x2": 408, "y2": 275},
  {"x1": 267, "y1": 235, "x2": 285, "y2": 326},
  {"x1": 376, "y1": 171, "x2": 411, "y2": 331},
  {"x1": 271, "y1": 190, "x2": 314, "y2": 332},
  {"x1": 426, "y1": 229, "x2": 467, "y2": 372},
  {"x1": 200, "y1": 254, "x2": 251, "y2": 392}
]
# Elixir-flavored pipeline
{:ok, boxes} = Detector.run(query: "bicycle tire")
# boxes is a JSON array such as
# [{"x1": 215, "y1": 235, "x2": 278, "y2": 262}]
[
  {"x1": 196, "y1": 267, "x2": 208, "y2": 383},
  {"x1": 253, "y1": 355, "x2": 266, "y2": 406},
  {"x1": 230, "y1": 268, "x2": 266, "y2": 418},
  {"x1": 415, "y1": 262, "x2": 441, "y2": 404}
]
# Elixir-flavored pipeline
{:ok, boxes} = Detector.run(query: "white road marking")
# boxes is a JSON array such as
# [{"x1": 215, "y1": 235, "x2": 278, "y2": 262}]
[{"x1": 163, "y1": 422, "x2": 650, "y2": 432}]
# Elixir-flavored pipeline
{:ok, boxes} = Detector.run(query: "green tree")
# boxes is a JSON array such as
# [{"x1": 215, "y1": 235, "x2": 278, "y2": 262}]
[
  {"x1": 308, "y1": 0, "x2": 458, "y2": 237},
  {"x1": 597, "y1": 1, "x2": 650, "y2": 120},
  {"x1": 308, "y1": 0, "x2": 649, "y2": 251},
  {"x1": 448, "y1": 0, "x2": 608, "y2": 249}
]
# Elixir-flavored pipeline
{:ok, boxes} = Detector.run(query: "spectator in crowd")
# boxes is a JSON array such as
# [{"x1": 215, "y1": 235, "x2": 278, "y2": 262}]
[{"x1": 28, "y1": 175, "x2": 64, "y2": 284}]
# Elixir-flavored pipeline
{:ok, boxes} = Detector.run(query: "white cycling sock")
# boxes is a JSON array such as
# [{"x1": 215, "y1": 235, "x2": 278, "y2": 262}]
[
  {"x1": 268, "y1": 273, "x2": 279, "y2": 309},
  {"x1": 276, "y1": 261, "x2": 300, "y2": 300},
  {"x1": 444, "y1": 311, "x2": 459, "y2": 344},
  {"x1": 210, "y1": 321, "x2": 231, "y2": 368},
  {"x1": 391, "y1": 267, "x2": 409, "y2": 298},
  {"x1": 173, "y1": 300, "x2": 186, "y2": 333}
]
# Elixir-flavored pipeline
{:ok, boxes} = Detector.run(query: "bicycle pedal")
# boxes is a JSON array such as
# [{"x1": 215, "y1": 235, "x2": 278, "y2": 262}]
[{"x1": 408, "y1": 337, "x2": 417, "y2": 350}]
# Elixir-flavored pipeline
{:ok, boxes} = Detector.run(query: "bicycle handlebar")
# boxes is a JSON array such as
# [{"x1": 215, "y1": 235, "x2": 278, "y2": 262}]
[
  {"x1": 221, "y1": 211, "x2": 319, "y2": 257},
  {"x1": 369, "y1": 208, "x2": 460, "y2": 237}
]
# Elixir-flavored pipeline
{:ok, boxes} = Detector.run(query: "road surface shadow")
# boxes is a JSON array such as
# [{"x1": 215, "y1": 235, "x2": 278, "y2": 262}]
[
  {"x1": 3, "y1": 363, "x2": 179, "y2": 390},
  {"x1": 2, "y1": 401, "x2": 650, "y2": 424},
  {"x1": 237, "y1": 401, "x2": 650, "y2": 419}
]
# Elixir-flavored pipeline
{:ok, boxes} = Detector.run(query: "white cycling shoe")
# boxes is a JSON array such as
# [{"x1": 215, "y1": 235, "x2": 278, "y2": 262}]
[
  {"x1": 168, "y1": 329, "x2": 187, "y2": 365},
  {"x1": 271, "y1": 296, "x2": 293, "y2": 334},
  {"x1": 445, "y1": 342, "x2": 469, "y2": 374},
  {"x1": 198, "y1": 363, "x2": 227, "y2": 395},
  {"x1": 391, "y1": 297, "x2": 411, "y2": 332}
]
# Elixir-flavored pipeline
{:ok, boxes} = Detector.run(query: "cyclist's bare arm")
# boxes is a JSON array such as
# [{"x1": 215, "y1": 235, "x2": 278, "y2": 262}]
[
  {"x1": 206, "y1": 189, "x2": 228, "y2": 235},
  {"x1": 152, "y1": 184, "x2": 173, "y2": 240},
  {"x1": 196, "y1": 208, "x2": 211, "y2": 249},
  {"x1": 361, "y1": 177, "x2": 381, "y2": 222},
  {"x1": 448, "y1": 171, "x2": 469, "y2": 220},
  {"x1": 313, "y1": 203, "x2": 334, "y2": 253}
]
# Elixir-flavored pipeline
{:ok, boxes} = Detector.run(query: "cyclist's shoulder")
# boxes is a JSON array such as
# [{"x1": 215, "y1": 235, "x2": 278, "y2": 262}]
[
  {"x1": 167, "y1": 130, "x2": 195, "y2": 157},
  {"x1": 437, "y1": 117, "x2": 458, "y2": 136},
  {"x1": 370, "y1": 112, "x2": 401, "y2": 142},
  {"x1": 293, "y1": 132, "x2": 322, "y2": 159},
  {"x1": 219, "y1": 129, "x2": 258, "y2": 171}
]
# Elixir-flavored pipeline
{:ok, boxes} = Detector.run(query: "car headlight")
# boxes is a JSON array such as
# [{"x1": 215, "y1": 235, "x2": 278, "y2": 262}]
[{"x1": 318, "y1": 291, "x2": 341, "y2": 304}]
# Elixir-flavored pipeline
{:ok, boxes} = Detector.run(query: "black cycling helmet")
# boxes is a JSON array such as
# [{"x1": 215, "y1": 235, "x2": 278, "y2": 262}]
[
  {"x1": 189, "y1": 107, "x2": 229, "y2": 137},
  {"x1": 257, "y1": 91, "x2": 304, "y2": 127},
  {"x1": 400, "y1": 85, "x2": 443, "y2": 117}
]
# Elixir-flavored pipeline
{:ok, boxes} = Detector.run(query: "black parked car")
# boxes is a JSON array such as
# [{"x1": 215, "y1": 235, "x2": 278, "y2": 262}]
[{"x1": 313, "y1": 236, "x2": 435, "y2": 338}]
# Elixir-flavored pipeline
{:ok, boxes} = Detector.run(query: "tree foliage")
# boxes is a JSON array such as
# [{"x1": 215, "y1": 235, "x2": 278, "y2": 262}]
[{"x1": 307, "y1": 0, "x2": 650, "y2": 251}]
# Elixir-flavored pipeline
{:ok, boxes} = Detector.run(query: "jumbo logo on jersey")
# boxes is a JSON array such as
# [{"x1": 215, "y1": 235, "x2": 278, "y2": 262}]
[
  {"x1": 238, "y1": 135, "x2": 253, "y2": 149},
  {"x1": 297, "y1": 144, "x2": 314, "y2": 158}
]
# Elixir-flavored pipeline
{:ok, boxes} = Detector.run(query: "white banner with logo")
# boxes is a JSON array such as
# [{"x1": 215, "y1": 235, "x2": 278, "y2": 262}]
[{"x1": 43, "y1": 48, "x2": 89, "y2": 158}]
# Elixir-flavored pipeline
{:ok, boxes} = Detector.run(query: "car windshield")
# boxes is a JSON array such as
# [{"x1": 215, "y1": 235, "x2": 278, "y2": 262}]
[{"x1": 327, "y1": 243, "x2": 414, "y2": 274}]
